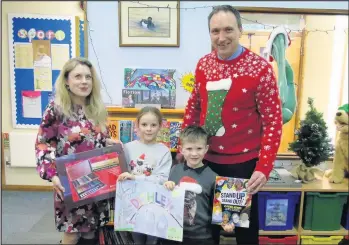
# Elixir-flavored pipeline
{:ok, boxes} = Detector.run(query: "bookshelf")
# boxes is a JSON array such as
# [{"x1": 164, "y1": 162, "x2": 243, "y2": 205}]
[
  {"x1": 106, "y1": 177, "x2": 349, "y2": 244},
  {"x1": 106, "y1": 107, "x2": 184, "y2": 152},
  {"x1": 105, "y1": 107, "x2": 348, "y2": 244}
]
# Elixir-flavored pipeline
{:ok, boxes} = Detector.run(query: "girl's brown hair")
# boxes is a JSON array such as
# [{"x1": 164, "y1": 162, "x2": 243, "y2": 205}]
[{"x1": 136, "y1": 106, "x2": 163, "y2": 125}]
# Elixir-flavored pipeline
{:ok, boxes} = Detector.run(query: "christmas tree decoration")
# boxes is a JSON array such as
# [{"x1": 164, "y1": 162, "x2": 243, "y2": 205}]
[
  {"x1": 289, "y1": 97, "x2": 334, "y2": 183},
  {"x1": 263, "y1": 26, "x2": 297, "y2": 125}
]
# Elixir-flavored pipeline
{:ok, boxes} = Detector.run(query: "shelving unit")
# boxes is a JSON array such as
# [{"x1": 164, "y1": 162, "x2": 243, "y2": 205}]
[
  {"x1": 105, "y1": 107, "x2": 348, "y2": 244},
  {"x1": 107, "y1": 177, "x2": 348, "y2": 244},
  {"x1": 258, "y1": 177, "x2": 348, "y2": 244}
]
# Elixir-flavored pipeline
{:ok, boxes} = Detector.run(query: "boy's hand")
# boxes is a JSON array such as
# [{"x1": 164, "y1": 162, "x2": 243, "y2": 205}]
[
  {"x1": 164, "y1": 181, "x2": 176, "y2": 191},
  {"x1": 221, "y1": 223, "x2": 235, "y2": 233},
  {"x1": 118, "y1": 172, "x2": 135, "y2": 181}
]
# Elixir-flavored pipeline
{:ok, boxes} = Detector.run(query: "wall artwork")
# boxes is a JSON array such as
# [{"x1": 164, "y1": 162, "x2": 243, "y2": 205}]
[
  {"x1": 122, "y1": 68, "x2": 176, "y2": 108},
  {"x1": 118, "y1": 1, "x2": 180, "y2": 47}
]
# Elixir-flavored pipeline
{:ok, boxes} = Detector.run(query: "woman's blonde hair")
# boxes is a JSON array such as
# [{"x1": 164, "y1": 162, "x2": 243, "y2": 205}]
[{"x1": 54, "y1": 57, "x2": 107, "y2": 128}]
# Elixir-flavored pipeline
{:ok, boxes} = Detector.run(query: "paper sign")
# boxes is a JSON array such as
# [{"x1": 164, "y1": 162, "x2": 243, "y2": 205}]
[
  {"x1": 22, "y1": 91, "x2": 42, "y2": 118},
  {"x1": 14, "y1": 43, "x2": 33, "y2": 69},
  {"x1": 51, "y1": 44, "x2": 70, "y2": 70},
  {"x1": 114, "y1": 180, "x2": 185, "y2": 242}
]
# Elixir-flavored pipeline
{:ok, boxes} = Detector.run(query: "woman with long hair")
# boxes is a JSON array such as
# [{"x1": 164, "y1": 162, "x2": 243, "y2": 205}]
[{"x1": 35, "y1": 57, "x2": 116, "y2": 244}]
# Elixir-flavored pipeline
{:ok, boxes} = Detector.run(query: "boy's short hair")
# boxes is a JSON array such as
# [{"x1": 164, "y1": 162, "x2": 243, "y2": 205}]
[{"x1": 180, "y1": 125, "x2": 209, "y2": 145}]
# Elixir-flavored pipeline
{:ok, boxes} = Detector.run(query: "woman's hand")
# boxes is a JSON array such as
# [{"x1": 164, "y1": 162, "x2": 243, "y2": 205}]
[
  {"x1": 163, "y1": 181, "x2": 176, "y2": 191},
  {"x1": 51, "y1": 175, "x2": 65, "y2": 200},
  {"x1": 117, "y1": 172, "x2": 135, "y2": 181}
]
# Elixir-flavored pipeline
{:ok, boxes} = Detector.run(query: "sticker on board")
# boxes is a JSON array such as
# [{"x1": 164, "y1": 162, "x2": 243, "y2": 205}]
[
  {"x1": 55, "y1": 30, "x2": 65, "y2": 41},
  {"x1": 18, "y1": 29, "x2": 27, "y2": 38},
  {"x1": 28, "y1": 28, "x2": 36, "y2": 41},
  {"x1": 46, "y1": 30, "x2": 55, "y2": 40},
  {"x1": 37, "y1": 30, "x2": 45, "y2": 40}
]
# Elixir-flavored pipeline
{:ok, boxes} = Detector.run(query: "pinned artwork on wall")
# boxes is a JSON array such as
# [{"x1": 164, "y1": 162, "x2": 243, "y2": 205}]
[
  {"x1": 118, "y1": 1, "x2": 180, "y2": 47},
  {"x1": 122, "y1": 68, "x2": 176, "y2": 108},
  {"x1": 179, "y1": 72, "x2": 195, "y2": 93}
]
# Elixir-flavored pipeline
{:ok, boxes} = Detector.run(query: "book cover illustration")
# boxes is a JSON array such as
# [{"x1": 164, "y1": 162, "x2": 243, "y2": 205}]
[
  {"x1": 156, "y1": 120, "x2": 171, "y2": 148},
  {"x1": 114, "y1": 180, "x2": 185, "y2": 242},
  {"x1": 119, "y1": 120, "x2": 132, "y2": 144},
  {"x1": 212, "y1": 176, "x2": 252, "y2": 228},
  {"x1": 55, "y1": 145, "x2": 127, "y2": 210},
  {"x1": 169, "y1": 121, "x2": 182, "y2": 150}
]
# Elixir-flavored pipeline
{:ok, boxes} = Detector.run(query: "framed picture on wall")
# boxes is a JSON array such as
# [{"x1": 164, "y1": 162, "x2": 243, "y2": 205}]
[{"x1": 118, "y1": 1, "x2": 180, "y2": 47}]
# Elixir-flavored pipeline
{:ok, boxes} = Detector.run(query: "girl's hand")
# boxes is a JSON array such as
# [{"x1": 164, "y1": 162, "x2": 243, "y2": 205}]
[
  {"x1": 221, "y1": 223, "x2": 235, "y2": 233},
  {"x1": 106, "y1": 138, "x2": 121, "y2": 146},
  {"x1": 164, "y1": 181, "x2": 176, "y2": 191},
  {"x1": 51, "y1": 175, "x2": 65, "y2": 200},
  {"x1": 118, "y1": 172, "x2": 135, "y2": 181}
]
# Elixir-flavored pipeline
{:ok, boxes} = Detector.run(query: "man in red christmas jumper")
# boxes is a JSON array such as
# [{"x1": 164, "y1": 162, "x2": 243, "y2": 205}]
[{"x1": 179, "y1": 5, "x2": 283, "y2": 245}]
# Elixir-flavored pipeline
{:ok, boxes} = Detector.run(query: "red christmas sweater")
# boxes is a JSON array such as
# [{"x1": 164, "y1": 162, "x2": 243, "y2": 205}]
[{"x1": 182, "y1": 49, "x2": 283, "y2": 178}]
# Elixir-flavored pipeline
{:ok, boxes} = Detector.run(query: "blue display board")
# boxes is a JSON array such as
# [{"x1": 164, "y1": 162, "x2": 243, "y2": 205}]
[{"x1": 8, "y1": 14, "x2": 79, "y2": 128}]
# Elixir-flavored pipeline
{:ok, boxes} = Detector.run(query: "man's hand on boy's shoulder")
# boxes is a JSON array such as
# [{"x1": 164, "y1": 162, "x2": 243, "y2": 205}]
[
  {"x1": 221, "y1": 223, "x2": 235, "y2": 233},
  {"x1": 164, "y1": 181, "x2": 176, "y2": 191}
]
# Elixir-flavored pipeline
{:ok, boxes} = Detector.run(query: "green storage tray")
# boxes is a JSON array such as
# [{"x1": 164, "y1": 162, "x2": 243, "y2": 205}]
[{"x1": 303, "y1": 192, "x2": 348, "y2": 231}]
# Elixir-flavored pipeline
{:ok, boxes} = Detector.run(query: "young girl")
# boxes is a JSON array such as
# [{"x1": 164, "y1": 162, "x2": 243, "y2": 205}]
[{"x1": 118, "y1": 106, "x2": 172, "y2": 245}]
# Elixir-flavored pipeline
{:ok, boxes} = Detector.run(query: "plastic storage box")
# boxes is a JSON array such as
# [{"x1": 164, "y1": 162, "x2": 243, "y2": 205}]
[
  {"x1": 301, "y1": 235, "x2": 343, "y2": 244},
  {"x1": 303, "y1": 192, "x2": 348, "y2": 231},
  {"x1": 259, "y1": 235, "x2": 298, "y2": 244},
  {"x1": 341, "y1": 203, "x2": 349, "y2": 230},
  {"x1": 258, "y1": 192, "x2": 301, "y2": 231}
]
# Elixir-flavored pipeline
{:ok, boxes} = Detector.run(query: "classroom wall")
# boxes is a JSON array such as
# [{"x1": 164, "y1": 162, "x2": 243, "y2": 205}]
[
  {"x1": 300, "y1": 15, "x2": 348, "y2": 143},
  {"x1": 1, "y1": 1, "x2": 347, "y2": 187},
  {"x1": 87, "y1": 1, "x2": 349, "y2": 108},
  {"x1": 1, "y1": 1, "x2": 84, "y2": 186}
]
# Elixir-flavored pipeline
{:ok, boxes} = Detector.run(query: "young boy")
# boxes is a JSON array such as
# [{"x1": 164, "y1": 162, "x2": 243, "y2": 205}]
[{"x1": 163, "y1": 125, "x2": 234, "y2": 245}]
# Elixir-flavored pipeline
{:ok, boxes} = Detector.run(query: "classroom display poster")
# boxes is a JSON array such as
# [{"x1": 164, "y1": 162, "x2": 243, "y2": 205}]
[
  {"x1": 212, "y1": 176, "x2": 252, "y2": 228},
  {"x1": 114, "y1": 180, "x2": 185, "y2": 242},
  {"x1": 265, "y1": 199, "x2": 288, "y2": 226},
  {"x1": 122, "y1": 68, "x2": 176, "y2": 108},
  {"x1": 55, "y1": 145, "x2": 127, "y2": 210},
  {"x1": 8, "y1": 14, "x2": 76, "y2": 128}
]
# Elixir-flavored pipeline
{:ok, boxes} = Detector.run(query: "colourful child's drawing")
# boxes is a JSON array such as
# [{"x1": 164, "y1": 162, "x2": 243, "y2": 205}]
[
  {"x1": 124, "y1": 68, "x2": 176, "y2": 91},
  {"x1": 114, "y1": 180, "x2": 185, "y2": 242}
]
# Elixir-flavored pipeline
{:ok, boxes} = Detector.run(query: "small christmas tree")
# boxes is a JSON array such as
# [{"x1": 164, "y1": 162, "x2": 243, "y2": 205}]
[{"x1": 289, "y1": 97, "x2": 334, "y2": 167}]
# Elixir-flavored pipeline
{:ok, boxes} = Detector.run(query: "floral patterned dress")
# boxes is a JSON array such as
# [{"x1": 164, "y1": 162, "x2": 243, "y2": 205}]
[{"x1": 35, "y1": 100, "x2": 111, "y2": 233}]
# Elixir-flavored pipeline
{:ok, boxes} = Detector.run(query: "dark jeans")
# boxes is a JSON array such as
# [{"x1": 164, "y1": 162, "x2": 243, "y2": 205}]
[{"x1": 204, "y1": 158, "x2": 259, "y2": 245}]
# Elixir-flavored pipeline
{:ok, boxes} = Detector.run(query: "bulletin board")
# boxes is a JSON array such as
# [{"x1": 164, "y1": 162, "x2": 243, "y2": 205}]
[{"x1": 8, "y1": 13, "x2": 78, "y2": 129}]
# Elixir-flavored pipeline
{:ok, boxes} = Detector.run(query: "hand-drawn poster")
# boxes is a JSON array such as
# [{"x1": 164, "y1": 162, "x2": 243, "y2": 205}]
[
  {"x1": 114, "y1": 180, "x2": 185, "y2": 242},
  {"x1": 123, "y1": 68, "x2": 176, "y2": 108},
  {"x1": 32, "y1": 40, "x2": 52, "y2": 91},
  {"x1": 212, "y1": 176, "x2": 252, "y2": 228}
]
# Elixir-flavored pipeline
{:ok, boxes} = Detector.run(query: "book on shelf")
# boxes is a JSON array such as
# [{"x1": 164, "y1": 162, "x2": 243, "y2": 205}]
[
  {"x1": 212, "y1": 176, "x2": 252, "y2": 228},
  {"x1": 55, "y1": 145, "x2": 128, "y2": 210},
  {"x1": 111, "y1": 119, "x2": 182, "y2": 150}
]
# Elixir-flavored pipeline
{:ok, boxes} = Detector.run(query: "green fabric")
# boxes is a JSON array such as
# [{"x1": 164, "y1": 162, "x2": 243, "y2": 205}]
[
  {"x1": 204, "y1": 90, "x2": 228, "y2": 136},
  {"x1": 271, "y1": 34, "x2": 297, "y2": 125},
  {"x1": 338, "y1": 104, "x2": 349, "y2": 113}
]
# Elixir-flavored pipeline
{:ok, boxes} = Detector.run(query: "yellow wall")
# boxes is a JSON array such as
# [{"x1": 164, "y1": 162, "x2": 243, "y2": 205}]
[
  {"x1": 300, "y1": 15, "x2": 348, "y2": 141},
  {"x1": 300, "y1": 15, "x2": 348, "y2": 118},
  {"x1": 1, "y1": 1, "x2": 83, "y2": 186}
]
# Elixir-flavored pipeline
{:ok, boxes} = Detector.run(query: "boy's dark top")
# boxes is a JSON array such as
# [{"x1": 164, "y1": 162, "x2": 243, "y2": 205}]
[{"x1": 169, "y1": 163, "x2": 218, "y2": 240}]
